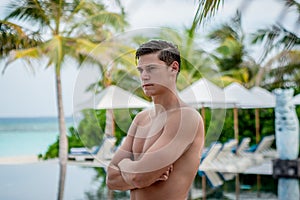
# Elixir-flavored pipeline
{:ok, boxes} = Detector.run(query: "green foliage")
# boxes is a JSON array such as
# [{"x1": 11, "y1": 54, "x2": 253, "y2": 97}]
[
  {"x1": 42, "y1": 108, "x2": 140, "y2": 159},
  {"x1": 0, "y1": 21, "x2": 41, "y2": 58},
  {"x1": 40, "y1": 126, "x2": 84, "y2": 159},
  {"x1": 40, "y1": 136, "x2": 59, "y2": 159},
  {"x1": 204, "y1": 107, "x2": 275, "y2": 147},
  {"x1": 76, "y1": 109, "x2": 106, "y2": 148},
  {"x1": 113, "y1": 108, "x2": 142, "y2": 145}
]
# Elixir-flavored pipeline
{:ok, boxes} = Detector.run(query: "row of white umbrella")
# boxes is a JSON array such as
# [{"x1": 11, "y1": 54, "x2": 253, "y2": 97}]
[
  {"x1": 179, "y1": 78, "x2": 300, "y2": 144},
  {"x1": 180, "y1": 78, "x2": 300, "y2": 107},
  {"x1": 75, "y1": 78, "x2": 300, "y2": 111},
  {"x1": 74, "y1": 79, "x2": 300, "y2": 140},
  {"x1": 179, "y1": 78, "x2": 277, "y2": 109}
]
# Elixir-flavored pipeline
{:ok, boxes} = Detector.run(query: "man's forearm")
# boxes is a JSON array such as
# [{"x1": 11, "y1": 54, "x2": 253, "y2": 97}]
[
  {"x1": 106, "y1": 163, "x2": 136, "y2": 191},
  {"x1": 118, "y1": 158, "x2": 171, "y2": 188},
  {"x1": 118, "y1": 158, "x2": 139, "y2": 187}
]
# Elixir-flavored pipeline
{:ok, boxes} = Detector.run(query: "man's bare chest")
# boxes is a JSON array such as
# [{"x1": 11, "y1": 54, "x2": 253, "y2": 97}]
[{"x1": 132, "y1": 112, "x2": 167, "y2": 156}]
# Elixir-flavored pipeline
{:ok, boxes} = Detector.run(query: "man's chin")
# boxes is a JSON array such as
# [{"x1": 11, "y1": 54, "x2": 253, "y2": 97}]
[{"x1": 143, "y1": 90, "x2": 153, "y2": 97}]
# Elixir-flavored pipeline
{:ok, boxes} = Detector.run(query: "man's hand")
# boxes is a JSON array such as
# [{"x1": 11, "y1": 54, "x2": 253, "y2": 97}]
[{"x1": 156, "y1": 165, "x2": 173, "y2": 181}]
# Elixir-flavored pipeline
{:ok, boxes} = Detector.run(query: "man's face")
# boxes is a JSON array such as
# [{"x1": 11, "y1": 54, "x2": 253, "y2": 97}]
[{"x1": 137, "y1": 53, "x2": 172, "y2": 97}]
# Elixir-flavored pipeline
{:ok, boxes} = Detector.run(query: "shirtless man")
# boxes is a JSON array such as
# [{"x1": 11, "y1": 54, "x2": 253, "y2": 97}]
[{"x1": 106, "y1": 40, "x2": 205, "y2": 200}]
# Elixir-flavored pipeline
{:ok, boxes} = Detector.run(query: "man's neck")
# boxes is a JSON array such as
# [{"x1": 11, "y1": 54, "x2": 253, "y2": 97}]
[{"x1": 152, "y1": 90, "x2": 181, "y2": 113}]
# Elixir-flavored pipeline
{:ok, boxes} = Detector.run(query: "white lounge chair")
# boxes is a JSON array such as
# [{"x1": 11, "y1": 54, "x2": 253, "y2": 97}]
[
  {"x1": 199, "y1": 142, "x2": 223, "y2": 171},
  {"x1": 254, "y1": 135, "x2": 278, "y2": 158},
  {"x1": 240, "y1": 135, "x2": 277, "y2": 165},
  {"x1": 199, "y1": 143, "x2": 224, "y2": 187},
  {"x1": 235, "y1": 137, "x2": 251, "y2": 156},
  {"x1": 210, "y1": 139, "x2": 252, "y2": 173},
  {"x1": 199, "y1": 170, "x2": 224, "y2": 188}
]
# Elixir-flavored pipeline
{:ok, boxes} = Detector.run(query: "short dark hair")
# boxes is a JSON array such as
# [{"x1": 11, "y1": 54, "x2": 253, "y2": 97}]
[{"x1": 136, "y1": 40, "x2": 181, "y2": 72}]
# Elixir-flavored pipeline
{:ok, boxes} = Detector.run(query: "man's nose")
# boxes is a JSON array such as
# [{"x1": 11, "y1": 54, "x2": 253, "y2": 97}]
[{"x1": 141, "y1": 70, "x2": 150, "y2": 80}]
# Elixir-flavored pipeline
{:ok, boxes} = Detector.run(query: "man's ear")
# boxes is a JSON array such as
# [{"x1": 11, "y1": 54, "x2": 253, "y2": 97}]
[{"x1": 170, "y1": 61, "x2": 179, "y2": 73}]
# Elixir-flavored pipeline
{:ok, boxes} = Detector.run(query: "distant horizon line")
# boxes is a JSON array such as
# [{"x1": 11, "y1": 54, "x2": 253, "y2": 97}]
[{"x1": 0, "y1": 115, "x2": 73, "y2": 119}]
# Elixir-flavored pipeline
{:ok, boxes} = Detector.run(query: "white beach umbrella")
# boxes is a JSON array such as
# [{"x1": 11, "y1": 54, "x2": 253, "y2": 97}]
[
  {"x1": 224, "y1": 82, "x2": 262, "y2": 142},
  {"x1": 224, "y1": 83, "x2": 262, "y2": 109},
  {"x1": 180, "y1": 78, "x2": 237, "y2": 146},
  {"x1": 94, "y1": 85, "x2": 152, "y2": 136},
  {"x1": 179, "y1": 78, "x2": 236, "y2": 108},
  {"x1": 74, "y1": 85, "x2": 151, "y2": 136},
  {"x1": 94, "y1": 85, "x2": 151, "y2": 109},
  {"x1": 250, "y1": 86, "x2": 276, "y2": 108},
  {"x1": 75, "y1": 85, "x2": 151, "y2": 111}
]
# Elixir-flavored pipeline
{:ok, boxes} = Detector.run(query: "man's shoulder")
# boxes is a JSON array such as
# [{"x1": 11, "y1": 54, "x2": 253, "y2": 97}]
[
  {"x1": 133, "y1": 108, "x2": 152, "y2": 122},
  {"x1": 167, "y1": 106, "x2": 202, "y2": 127},
  {"x1": 173, "y1": 106, "x2": 201, "y2": 119}
]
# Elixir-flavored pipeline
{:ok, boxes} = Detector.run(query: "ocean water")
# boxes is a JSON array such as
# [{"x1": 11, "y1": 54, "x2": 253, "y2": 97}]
[
  {"x1": 0, "y1": 117, "x2": 285, "y2": 199},
  {"x1": 0, "y1": 117, "x2": 73, "y2": 157},
  {"x1": 0, "y1": 117, "x2": 103, "y2": 200}
]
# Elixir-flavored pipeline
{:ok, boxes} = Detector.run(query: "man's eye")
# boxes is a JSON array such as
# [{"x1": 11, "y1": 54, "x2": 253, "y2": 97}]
[{"x1": 147, "y1": 66, "x2": 156, "y2": 72}]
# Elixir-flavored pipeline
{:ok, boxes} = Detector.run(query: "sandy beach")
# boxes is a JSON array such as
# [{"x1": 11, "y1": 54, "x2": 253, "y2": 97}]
[{"x1": 0, "y1": 155, "x2": 39, "y2": 164}]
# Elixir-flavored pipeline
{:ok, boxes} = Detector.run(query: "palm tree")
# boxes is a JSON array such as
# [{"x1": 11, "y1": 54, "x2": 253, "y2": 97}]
[
  {"x1": 194, "y1": 0, "x2": 300, "y2": 88},
  {"x1": 250, "y1": 0, "x2": 300, "y2": 89},
  {"x1": 252, "y1": 25, "x2": 300, "y2": 89},
  {"x1": 0, "y1": 1, "x2": 126, "y2": 199},
  {"x1": 206, "y1": 12, "x2": 259, "y2": 87}
]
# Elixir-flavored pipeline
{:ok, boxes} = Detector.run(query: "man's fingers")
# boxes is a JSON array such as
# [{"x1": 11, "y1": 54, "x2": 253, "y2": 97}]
[
  {"x1": 156, "y1": 175, "x2": 168, "y2": 181},
  {"x1": 156, "y1": 164, "x2": 174, "y2": 182},
  {"x1": 169, "y1": 164, "x2": 174, "y2": 172}
]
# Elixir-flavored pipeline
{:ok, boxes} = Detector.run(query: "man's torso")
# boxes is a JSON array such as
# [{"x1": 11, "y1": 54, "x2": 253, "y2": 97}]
[{"x1": 130, "y1": 107, "x2": 202, "y2": 200}]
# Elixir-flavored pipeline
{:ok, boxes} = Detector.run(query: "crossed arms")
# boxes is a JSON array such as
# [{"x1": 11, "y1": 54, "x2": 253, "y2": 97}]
[{"x1": 106, "y1": 108, "x2": 202, "y2": 190}]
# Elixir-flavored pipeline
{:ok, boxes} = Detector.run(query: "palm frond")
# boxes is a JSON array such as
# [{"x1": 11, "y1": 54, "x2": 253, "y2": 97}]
[
  {"x1": 258, "y1": 50, "x2": 300, "y2": 88},
  {"x1": 41, "y1": 35, "x2": 65, "y2": 68},
  {"x1": 194, "y1": 0, "x2": 224, "y2": 25},
  {"x1": 65, "y1": 10, "x2": 127, "y2": 39},
  {"x1": 282, "y1": 0, "x2": 300, "y2": 22},
  {"x1": 64, "y1": 0, "x2": 86, "y2": 21},
  {"x1": 4, "y1": 0, "x2": 51, "y2": 29},
  {"x1": 1, "y1": 47, "x2": 40, "y2": 74},
  {"x1": 11, "y1": 47, "x2": 39, "y2": 59},
  {"x1": 85, "y1": 11, "x2": 128, "y2": 31},
  {"x1": 0, "y1": 20, "x2": 42, "y2": 57},
  {"x1": 251, "y1": 24, "x2": 300, "y2": 63}
]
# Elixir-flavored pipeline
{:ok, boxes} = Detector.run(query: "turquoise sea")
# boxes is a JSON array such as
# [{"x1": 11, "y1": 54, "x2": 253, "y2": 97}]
[
  {"x1": 0, "y1": 117, "x2": 102, "y2": 200},
  {"x1": 0, "y1": 117, "x2": 285, "y2": 200},
  {"x1": 0, "y1": 117, "x2": 73, "y2": 157}
]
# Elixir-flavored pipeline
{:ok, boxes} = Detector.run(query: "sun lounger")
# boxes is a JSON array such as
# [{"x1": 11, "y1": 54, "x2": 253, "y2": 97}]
[
  {"x1": 210, "y1": 139, "x2": 253, "y2": 173},
  {"x1": 235, "y1": 137, "x2": 251, "y2": 156},
  {"x1": 70, "y1": 146, "x2": 98, "y2": 154},
  {"x1": 68, "y1": 135, "x2": 116, "y2": 162},
  {"x1": 253, "y1": 135, "x2": 278, "y2": 158},
  {"x1": 199, "y1": 143, "x2": 224, "y2": 187},
  {"x1": 220, "y1": 138, "x2": 251, "y2": 180},
  {"x1": 239, "y1": 135, "x2": 277, "y2": 166},
  {"x1": 198, "y1": 170, "x2": 224, "y2": 188},
  {"x1": 199, "y1": 142, "x2": 223, "y2": 171}
]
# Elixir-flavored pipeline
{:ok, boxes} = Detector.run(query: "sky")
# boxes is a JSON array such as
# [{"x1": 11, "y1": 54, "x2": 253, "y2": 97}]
[{"x1": 0, "y1": 0, "x2": 297, "y2": 117}]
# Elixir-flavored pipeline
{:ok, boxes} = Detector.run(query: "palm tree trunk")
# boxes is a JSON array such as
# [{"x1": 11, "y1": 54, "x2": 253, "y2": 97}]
[
  {"x1": 105, "y1": 109, "x2": 115, "y2": 136},
  {"x1": 55, "y1": 67, "x2": 68, "y2": 200}
]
